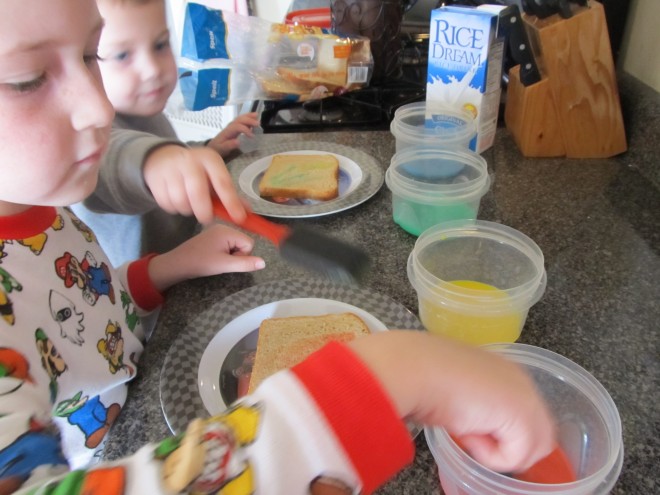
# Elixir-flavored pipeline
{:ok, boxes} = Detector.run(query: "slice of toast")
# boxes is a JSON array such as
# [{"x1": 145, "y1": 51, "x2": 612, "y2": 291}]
[
  {"x1": 258, "y1": 154, "x2": 340, "y2": 201},
  {"x1": 247, "y1": 312, "x2": 371, "y2": 393}
]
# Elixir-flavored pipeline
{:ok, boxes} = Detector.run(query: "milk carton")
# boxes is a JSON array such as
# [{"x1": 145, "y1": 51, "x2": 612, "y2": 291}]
[{"x1": 426, "y1": 5, "x2": 506, "y2": 153}]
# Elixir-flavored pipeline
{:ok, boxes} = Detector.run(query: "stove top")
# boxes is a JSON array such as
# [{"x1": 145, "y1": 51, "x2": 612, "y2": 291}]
[{"x1": 260, "y1": 82, "x2": 426, "y2": 133}]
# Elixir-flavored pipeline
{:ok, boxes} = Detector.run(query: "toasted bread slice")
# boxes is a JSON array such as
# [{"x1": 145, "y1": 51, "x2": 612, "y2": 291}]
[
  {"x1": 258, "y1": 154, "x2": 340, "y2": 201},
  {"x1": 277, "y1": 66, "x2": 347, "y2": 88},
  {"x1": 247, "y1": 312, "x2": 371, "y2": 393}
]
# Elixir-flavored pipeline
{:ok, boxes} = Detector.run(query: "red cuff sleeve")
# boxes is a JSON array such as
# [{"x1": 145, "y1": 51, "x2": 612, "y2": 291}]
[
  {"x1": 126, "y1": 253, "x2": 164, "y2": 311},
  {"x1": 291, "y1": 341, "x2": 414, "y2": 494}
]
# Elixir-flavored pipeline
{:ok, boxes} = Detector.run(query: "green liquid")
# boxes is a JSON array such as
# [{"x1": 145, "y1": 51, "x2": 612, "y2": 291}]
[{"x1": 393, "y1": 200, "x2": 477, "y2": 236}]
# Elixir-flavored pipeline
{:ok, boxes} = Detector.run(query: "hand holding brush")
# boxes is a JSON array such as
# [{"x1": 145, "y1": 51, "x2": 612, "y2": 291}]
[{"x1": 212, "y1": 198, "x2": 370, "y2": 284}]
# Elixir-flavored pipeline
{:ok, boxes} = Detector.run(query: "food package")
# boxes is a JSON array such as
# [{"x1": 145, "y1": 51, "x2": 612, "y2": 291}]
[{"x1": 171, "y1": 2, "x2": 373, "y2": 111}]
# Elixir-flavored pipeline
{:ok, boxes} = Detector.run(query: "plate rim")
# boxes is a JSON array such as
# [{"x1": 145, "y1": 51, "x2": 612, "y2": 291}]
[
  {"x1": 197, "y1": 297, "x2": 389, "y2": 414},
  {"x1": 229, "y1": 141, "x2": 384, "y2": 218},
  {"x1": 160, "y1": 279, "x2": 423, "y2": 434}
]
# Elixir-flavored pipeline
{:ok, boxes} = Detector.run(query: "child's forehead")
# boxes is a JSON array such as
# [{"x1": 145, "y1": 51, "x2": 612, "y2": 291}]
[{"x1": 0, "y1": 0, "x2": 103, "y2": 56}]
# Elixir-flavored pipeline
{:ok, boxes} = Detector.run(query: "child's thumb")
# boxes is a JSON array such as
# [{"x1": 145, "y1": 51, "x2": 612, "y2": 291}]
[{"x1": 223, "y1": 256, "x2": 265, "y2": 273}]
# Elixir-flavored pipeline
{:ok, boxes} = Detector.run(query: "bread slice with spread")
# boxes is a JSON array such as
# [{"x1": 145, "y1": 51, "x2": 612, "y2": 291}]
[{"x1": 258, "y1": 154, "x2": 340, "y2": 201}]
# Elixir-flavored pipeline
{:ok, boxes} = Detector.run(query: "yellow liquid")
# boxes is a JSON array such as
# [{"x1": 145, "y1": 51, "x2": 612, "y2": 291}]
[{"x1": 419, "y1": 280, "x2": 523, "y2": 345}]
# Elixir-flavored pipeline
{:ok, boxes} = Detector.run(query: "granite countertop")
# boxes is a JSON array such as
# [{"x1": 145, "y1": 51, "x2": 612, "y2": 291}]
[{"x1": 104, "y1": 73, "x2": 659, "y2": 494}]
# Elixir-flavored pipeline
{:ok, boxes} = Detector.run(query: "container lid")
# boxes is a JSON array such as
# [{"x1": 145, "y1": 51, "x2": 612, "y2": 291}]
[
  {"x1": 285, "y1": 8, "x2": 332, "y2": 29},
  {"x1": 391, "y1": 102, "x2": 477, "y2": 147}
]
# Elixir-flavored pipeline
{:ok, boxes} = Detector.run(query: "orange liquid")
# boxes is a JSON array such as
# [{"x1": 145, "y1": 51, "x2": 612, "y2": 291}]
[
  {"x1": 450, "y1": 437, "x2": 577, "y2": 484},
  {"x1": 419, "y1": 280, "x2": 523, "y2": 345}
]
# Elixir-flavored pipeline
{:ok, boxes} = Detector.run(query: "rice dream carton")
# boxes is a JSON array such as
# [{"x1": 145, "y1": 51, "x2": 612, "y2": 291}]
[{"x1": 426, "y1": 5, "x2": 507, "y2": 153}]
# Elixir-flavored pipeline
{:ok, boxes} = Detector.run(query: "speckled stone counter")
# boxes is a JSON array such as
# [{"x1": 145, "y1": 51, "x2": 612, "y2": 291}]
[{"x1": 104, "y1": 73, "x2": 659, "y2": 494}]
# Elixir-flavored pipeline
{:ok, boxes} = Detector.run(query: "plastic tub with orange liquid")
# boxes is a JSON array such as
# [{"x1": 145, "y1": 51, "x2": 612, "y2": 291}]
[{"x1": 425, "y1": 344, "x2": 623, "y2": 494}]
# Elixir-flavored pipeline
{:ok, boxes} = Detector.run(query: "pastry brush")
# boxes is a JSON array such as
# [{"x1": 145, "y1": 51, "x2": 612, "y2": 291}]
[{"x1": 212, "y1": 198, "x2": 370, "y2": 284}]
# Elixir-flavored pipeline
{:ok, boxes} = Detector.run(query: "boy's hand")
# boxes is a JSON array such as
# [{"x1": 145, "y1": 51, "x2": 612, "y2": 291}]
[
  {"x1": 348, "y1": 331, "x2": 556, "y2": 474},
  {"x1": 143, "y1": 145, "x2": 246, "y2": 225},
  {"x1": 205, "y1": 112, "x2": 260, "y2": 157},
  {"x1": 147, "y1": 224, "x2": 265, "y2": 292}
]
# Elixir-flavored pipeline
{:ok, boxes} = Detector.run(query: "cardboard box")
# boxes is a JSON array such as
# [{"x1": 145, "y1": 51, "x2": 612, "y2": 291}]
[{"x1": 426, "y1": 5, "x2": 506, "y2": 153}]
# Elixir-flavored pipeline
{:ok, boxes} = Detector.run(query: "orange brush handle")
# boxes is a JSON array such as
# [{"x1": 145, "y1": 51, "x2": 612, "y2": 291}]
[{"x1": 212, "y1": 198, "x2": 290, "y2": 247}]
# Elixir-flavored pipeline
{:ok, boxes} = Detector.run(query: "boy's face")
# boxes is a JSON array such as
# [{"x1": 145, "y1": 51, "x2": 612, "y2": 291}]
[
  {"x1": 0, "y1": 0, "x2": 114, "y2": 213},
  {"x1": 97, "y1": 0, "x2": 178, "y2": 116}
]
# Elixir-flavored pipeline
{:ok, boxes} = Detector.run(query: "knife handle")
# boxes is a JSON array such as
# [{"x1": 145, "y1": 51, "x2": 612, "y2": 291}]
[{"x1": 212, "y1": 198, "x2": 290, "y2": 247}]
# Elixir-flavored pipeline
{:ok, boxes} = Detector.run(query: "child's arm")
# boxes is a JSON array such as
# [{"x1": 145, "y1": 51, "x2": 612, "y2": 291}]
[
  {"x1": 82, "y1": 126, "x2": 247, "y2": 226},
  {"x1": 82, "y1": 127, "x2": 183, "y2": 215},
  {"x1": 346, "y1": 331, "x2": 557, "y2": 473},
  {"x1": 119, "y1": 224, "x2": 265, "y2": 313},
  {"x1": 143, "y1": 223, "x2": 265, "y2": 293},
  {"x1": 2, "y1": 331, "x2": 555, "y2": 495},
  {"x1": 204, "y1": 112, "x2": 260, "y2": 157}
]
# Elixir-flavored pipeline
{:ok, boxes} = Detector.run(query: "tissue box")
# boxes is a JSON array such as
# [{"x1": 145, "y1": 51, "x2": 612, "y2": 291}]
[{"x1": 426, "y1": 5, "x2": 506, "y2": 153}]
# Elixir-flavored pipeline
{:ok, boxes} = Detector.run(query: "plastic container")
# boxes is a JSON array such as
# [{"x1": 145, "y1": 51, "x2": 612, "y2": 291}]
[
  {"x1": 385, "y1": 147, "x2": 490, "y2": 236},
  {"x1": 425, "y1": 343, "x2": 624, "y2": 495},
  {"x1": 390, "y1": 102, "x2": 477, "y2": 152},
  {"x1": 407, "y1": 220, "x2": 546, "y2": 344},
  {"x1": 238, "y1": 125, "x2": 263, "y2": 153}
]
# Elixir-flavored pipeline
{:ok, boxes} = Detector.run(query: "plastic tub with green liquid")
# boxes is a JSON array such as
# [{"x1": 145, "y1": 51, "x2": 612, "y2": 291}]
[{"x1": 386, "y1": 147, "x2": 490, "y2": 236}]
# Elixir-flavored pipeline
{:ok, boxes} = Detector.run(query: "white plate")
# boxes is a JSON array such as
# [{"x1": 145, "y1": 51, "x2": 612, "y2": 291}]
[
  {"x1": 160, "y1": 279, "x2": 423, "y2": 434},
  {"x1": 197, "y1": 298, "x2": 387, "y2": 415},
  {"x1": 239, "y1": 150, "x2": 363, "y2": 204},
  {"x1": 229, "y1": 141, "x2": 384, "y2": 218}
]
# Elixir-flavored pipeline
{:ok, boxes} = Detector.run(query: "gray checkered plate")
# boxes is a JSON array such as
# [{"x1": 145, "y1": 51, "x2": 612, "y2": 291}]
[
  {"x1": 160, "y1": 279, "x2": 423, "y2": 434},
  {"x1": 229, "y1": 141, "x2": 384, "y2": 218}
]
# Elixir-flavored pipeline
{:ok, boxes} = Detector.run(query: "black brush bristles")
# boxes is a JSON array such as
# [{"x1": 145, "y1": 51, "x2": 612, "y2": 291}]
[{"x1": 279, "y1": 226, "x2": 370, "y2": 284}]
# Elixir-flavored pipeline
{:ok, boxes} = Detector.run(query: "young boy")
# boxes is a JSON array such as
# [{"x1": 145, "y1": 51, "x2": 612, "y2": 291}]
[
  {"x1": 0, "y1": 1, "x2": 556, "y2": 493},
  {"x1": 71, "y1": 0, "x2": 262, "y2": 267}
]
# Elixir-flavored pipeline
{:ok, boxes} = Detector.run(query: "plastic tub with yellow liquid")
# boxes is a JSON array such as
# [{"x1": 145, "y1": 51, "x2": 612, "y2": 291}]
[{"x1": 407, "y1": 220, "x2": 546, "y2": 345}]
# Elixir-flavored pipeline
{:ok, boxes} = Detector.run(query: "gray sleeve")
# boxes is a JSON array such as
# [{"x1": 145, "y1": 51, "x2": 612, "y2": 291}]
[{"x1": 83, "y1": 127, "x2": 183, "y2": 215}]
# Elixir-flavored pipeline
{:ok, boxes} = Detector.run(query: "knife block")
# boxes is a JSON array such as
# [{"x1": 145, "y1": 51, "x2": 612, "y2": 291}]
[{"x1": 504, "y1": 2, "x2": 627, "y2": 158}]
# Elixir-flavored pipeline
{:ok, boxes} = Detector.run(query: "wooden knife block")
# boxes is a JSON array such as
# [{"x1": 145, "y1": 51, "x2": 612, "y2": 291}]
[{"x1": 504, "y1": 2, "x2": 627, "y2": 158}]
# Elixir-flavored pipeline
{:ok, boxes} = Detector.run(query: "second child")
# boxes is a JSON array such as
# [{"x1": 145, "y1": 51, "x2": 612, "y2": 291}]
[{"x1": 72, "y1": 0, "x2": 261, "y2": 267}]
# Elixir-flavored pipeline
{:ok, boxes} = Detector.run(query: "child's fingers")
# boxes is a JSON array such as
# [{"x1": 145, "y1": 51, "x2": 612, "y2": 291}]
[
  {"x1": 178, "y1": 149, "x2": 245, "y2": 224},
  {"x1": 215, "y1": 255, "x2": 265, "y2": 273},
  {"x1": 459, "y1": 433, "x2": 538, "y2": 474},
  {"x1": 206, "y1": 171, "x2": 246, "y2": 223},
  {"x1": 454, "y1": 399, "x2": 555, "y2": 473}
]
